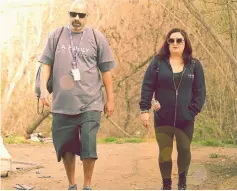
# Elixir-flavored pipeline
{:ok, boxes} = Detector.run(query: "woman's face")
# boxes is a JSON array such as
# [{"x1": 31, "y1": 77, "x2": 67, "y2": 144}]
[{"x1": 168, "y1": 32, "x2": 185, "y2": 56}]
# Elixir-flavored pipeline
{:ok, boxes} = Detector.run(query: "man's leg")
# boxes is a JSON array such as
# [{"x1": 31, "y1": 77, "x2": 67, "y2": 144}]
[
  {"x1": 63, "y1": 152, "x2": 76, "y2": 187},
  {"x1": 80, "y1": 111, "x2": 101, "y2": 189},
  {"x1": 82, "y1": 158, "x2": 96, "y2": 187},
  {"x1": 80, "y1": 120, "x2": 99, "y2": 188},
  {"x1": 52, "y1": 113, "x2": 79, "y2": 189}
]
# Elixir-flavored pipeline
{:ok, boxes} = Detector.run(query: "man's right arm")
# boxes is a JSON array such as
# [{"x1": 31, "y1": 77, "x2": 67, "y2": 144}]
[
  {"x1": 38, "y1": 29, "x2": 57, "y2": 106},
  {"x1": 40, "y1": 64, "x2": 51, "y2": 107}
]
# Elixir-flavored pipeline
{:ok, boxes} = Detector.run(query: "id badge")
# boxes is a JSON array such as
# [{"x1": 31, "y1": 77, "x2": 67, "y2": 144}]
[{"x1": 71, "y1": 68, "x2": 80, "y2": 81}]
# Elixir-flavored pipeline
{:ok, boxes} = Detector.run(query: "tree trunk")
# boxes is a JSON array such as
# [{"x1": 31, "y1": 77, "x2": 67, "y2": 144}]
[{"x1": 25, "y1": 111, "x2": 51, "y2": 139}]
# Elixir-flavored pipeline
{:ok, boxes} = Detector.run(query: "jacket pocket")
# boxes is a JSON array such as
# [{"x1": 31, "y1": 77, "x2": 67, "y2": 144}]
[
  {"x1": 154, "y1": 107, "x2": 175, "y2": 127},
  {"x1": 156, "y1": 107, "x2": 168, "y2": 120},
  {"x1": 153, "y1": 109, "x2": 167, "y2": 127},
  {"x1": 176, "y1": 105, "x2": 194, "y2": 121}
]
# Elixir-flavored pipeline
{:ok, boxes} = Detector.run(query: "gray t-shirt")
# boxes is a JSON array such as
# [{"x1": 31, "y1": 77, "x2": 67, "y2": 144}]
[{"x1": 39, "y1": 26, "x2": 115, "y2": 115}]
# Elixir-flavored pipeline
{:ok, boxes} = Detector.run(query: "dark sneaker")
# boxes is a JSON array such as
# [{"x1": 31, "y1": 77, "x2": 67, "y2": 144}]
[
  {"x1": 161, "y1": 179, "x2": 172, "y2": 190},
  {"x1": 161, "y1": 185, "x2": 172, "y2": 190},
  {"x1": 68, "y1": 184, "x2": 77, "y2": 190},
  {"x1": 178, "y1": 183, "x2": 186, "y2": 190},
  {"x1": 178, "y1": 172, "x2": 187, "y2": 190},
  {"x1": 83, "y1": 186, "x2": 92, "y2": 190},
  {"x1": 178, "y1": 176, "x2": 187, "y2": 190}
]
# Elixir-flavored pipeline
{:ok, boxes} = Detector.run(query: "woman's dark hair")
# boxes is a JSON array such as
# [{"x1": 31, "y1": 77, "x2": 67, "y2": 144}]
[{"x1": 157, "y1": 28, "x2": 193, "y2": 65}]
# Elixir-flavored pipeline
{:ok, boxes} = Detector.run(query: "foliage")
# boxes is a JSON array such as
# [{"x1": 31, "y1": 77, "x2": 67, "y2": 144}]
[
  {"x1": 209, "y1": 153, "x2": 218, "y2": 158},
  {"x1": 1, "y1": 0, "x2": 237, "y2": 144},
  {"x1": 3, "y1": 136, "x2": 31, "y2": 144},
  {"x1": 99, "y1": 137, "x2": 143, "y2": 144}
]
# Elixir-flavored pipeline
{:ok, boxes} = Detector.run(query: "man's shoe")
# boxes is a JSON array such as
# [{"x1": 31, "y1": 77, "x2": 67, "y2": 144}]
[
  {"x1": 83, "y1": 186, "x2": 92, "y2": 190},
  {"x1": 68, "y1": 184, "x2": 77, "y2": 190}
]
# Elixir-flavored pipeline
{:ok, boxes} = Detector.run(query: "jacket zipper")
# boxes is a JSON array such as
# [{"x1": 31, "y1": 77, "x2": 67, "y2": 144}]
[{"x1": 172, "y1": 68, "x2": 186, "y2": 127}]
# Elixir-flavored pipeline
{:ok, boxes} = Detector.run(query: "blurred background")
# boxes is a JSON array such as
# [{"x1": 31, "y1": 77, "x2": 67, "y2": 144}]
[{"x1": 1, "y1": 0, "x2": 237, "y2": 144}]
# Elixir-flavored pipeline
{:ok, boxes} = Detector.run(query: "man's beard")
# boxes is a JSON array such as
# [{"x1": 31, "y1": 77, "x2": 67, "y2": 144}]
[{"x1": 72, "y1": 21, "x2": 81, "y2": 28}]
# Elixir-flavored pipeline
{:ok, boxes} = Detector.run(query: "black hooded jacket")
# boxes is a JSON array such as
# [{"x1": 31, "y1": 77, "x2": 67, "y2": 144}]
[{"x1": 139, "y1": 55, "x2": 206, "y2": 127}]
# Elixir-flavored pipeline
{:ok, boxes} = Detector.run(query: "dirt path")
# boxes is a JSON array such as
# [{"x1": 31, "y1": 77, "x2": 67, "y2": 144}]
[{"x1": 1, "y1": 141, "x2": 237, "y2": 190}]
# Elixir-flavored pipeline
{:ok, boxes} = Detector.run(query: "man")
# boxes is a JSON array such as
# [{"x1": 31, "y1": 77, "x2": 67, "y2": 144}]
[{"x1": 39, "y1": 0, "x2": 115, "y2": 190}]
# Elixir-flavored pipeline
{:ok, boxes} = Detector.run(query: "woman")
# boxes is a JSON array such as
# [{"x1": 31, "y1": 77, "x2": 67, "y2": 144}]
[{"x1": 139, "y1": 28, "x2": 206, "y2": 190}]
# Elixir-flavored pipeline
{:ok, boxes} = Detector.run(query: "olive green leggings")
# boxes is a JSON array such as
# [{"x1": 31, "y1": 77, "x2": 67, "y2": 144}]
[{"x1": 155, "y1": 123, "x2": 194, "y2": 179}]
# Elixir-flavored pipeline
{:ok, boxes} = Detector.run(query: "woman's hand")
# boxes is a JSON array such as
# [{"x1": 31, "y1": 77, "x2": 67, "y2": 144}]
[
  {"x1": 153, "y1": 99, "x2": 161, "y2": 111},
  {"x1": 140, "y1": 112, "x2": 150, "y2": 128}
]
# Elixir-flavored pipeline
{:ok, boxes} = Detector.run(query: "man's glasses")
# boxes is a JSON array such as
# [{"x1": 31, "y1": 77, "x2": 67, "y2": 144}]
[
  {"x1": 167, "y1": 38, "x2": 184, "y2": 44},
  {"x1": 69, "y1": 12, "x2": 87, "y2": 18}
]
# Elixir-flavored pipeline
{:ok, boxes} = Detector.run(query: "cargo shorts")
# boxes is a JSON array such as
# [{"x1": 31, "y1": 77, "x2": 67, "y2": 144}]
[{"x1": 52, "y1": 111, "x2": 101, "y2": 162}]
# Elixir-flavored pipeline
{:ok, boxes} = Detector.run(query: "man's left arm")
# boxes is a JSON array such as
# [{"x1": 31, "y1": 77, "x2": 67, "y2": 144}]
[
  {"x1": 102, "y1": 70, "x2": 114, "y2": 117},
  {"x1": 95, "y1": 30, "x2": 116, "y2": 117}
]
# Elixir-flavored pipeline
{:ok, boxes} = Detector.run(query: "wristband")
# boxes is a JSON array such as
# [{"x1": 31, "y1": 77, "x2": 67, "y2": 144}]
[{"x1": 140, "y1": 110, "x2": 149, "y2": 114}]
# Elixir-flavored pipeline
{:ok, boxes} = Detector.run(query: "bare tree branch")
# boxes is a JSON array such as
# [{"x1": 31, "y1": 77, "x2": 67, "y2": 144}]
[
  {"x1": 181, "y1": 0, "x2": 237, "y2": 67},
  {"x1": 114, "y1": 55, "x2": 154, "y2": 87},
  {"x1": 107, "y1": 117, "x2": 131, "y2": 137}
]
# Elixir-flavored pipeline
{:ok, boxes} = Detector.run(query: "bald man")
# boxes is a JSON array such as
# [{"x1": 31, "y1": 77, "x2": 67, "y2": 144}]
[{"x1": 39, "y1": 0, "x2": 116, "y2": 189}]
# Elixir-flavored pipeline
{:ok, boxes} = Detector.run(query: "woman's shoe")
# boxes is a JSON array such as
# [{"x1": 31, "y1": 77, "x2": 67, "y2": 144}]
[{"x1": 161, "y1": 179, "x2": 172, "y2": 190}]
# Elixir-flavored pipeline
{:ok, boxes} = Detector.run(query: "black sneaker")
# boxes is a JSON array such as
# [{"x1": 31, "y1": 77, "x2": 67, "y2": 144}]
[
  {"x1": 161, "y1": 185, "x2": 172, "y2": 190},
  {"x1": 161, "y1": 179, "x2": 172, "y2": 190},
  {"x1": 178, "y1": 172, "x2": 187, "y2": 190},
  {"x1": 68, "y1": 184, "x2": 77, "y2": 190},
  {"x1": 178, "y1": 183, "x2": 186, "y2": 190}
]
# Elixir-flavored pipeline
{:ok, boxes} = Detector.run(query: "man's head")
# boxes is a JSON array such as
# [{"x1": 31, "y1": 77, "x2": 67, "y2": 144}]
[{"x1": 68, "y1": 0, "x2": 89, "y2": 32}]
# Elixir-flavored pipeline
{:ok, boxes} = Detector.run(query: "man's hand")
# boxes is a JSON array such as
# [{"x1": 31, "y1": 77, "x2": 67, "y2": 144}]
[
  {"x1": 104, "y1": 100, "x2": 115, "y2": 117},
  {"x1": 40, "y1": 90, "x2": 50, "y2": 107},
  {"x1": 140, "y1": 112, "x2": 150, "y2": 128},
  {"x1": 101, "y1": 71, "x2": 115, "y2": 118}
]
